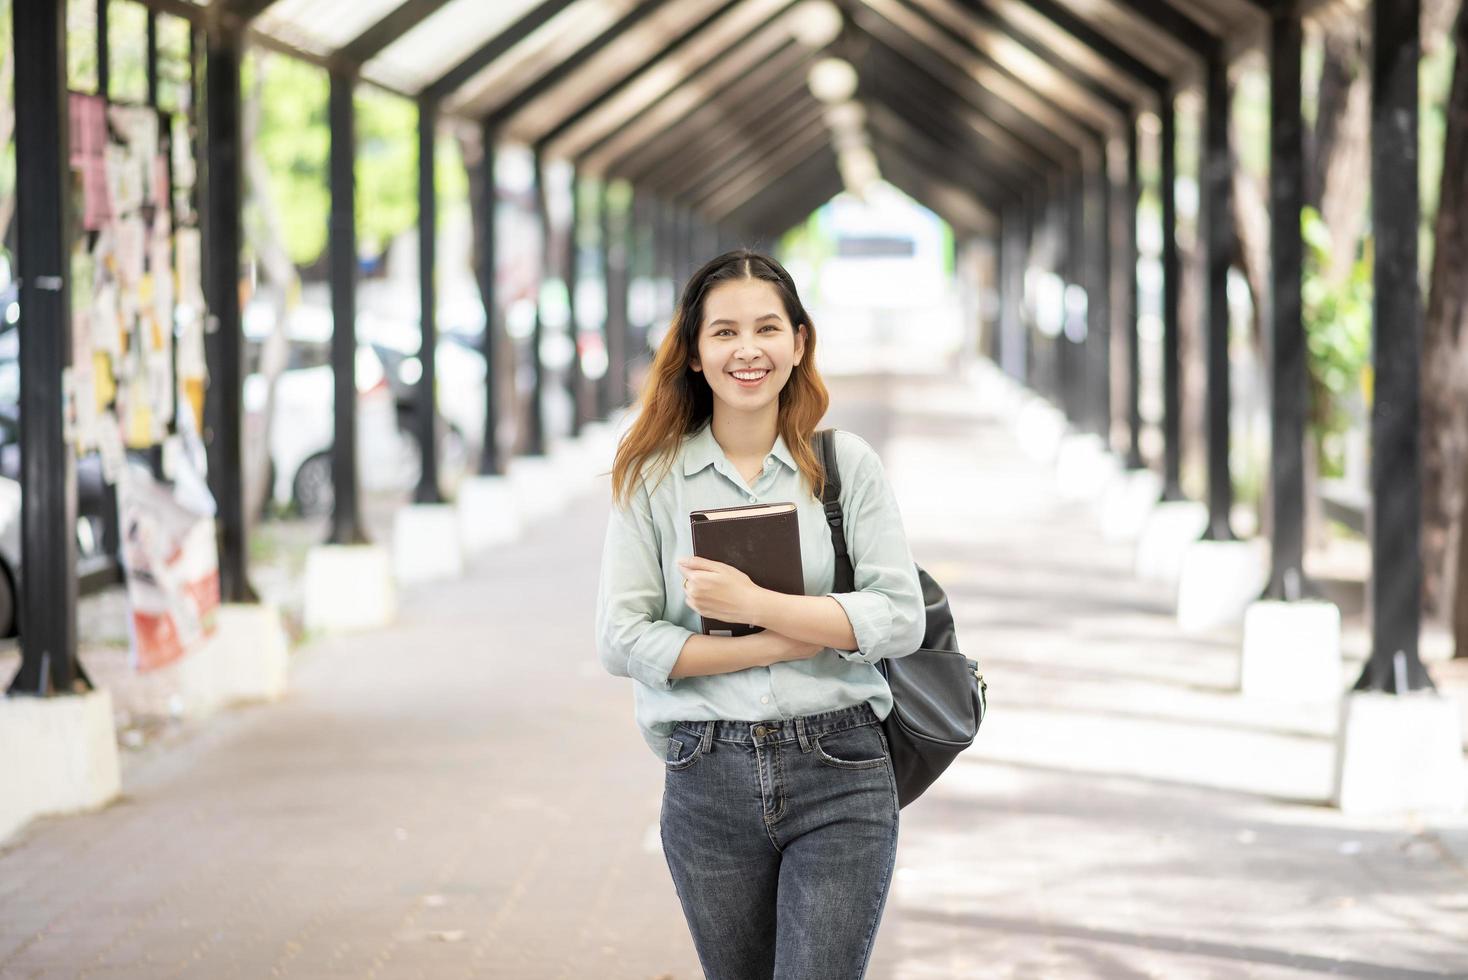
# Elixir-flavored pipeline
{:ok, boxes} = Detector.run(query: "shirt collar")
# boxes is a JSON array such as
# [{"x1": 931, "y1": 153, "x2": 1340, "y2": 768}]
[{"x1": 682, "y1": 421, "x2": 798, "y2": 477}]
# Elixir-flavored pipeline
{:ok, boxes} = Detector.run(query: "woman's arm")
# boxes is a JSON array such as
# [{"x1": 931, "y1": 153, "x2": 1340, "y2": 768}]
[
  {"x1": 751, "y1": 593, "x2": 859, "y2": 652},
  {"x1": 668, "y1": 629, "x2": 823, "y2": 680}
]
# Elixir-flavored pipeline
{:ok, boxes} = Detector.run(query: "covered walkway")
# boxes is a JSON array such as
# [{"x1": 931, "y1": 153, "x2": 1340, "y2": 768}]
[{"x1": 3, "y1": 369, "x2": 1465, "y2": 979}]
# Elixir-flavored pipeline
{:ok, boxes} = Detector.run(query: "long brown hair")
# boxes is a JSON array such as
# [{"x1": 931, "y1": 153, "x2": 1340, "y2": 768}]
[{"x1": 610, "y1": 249, "x2": 830, "y2": 508}]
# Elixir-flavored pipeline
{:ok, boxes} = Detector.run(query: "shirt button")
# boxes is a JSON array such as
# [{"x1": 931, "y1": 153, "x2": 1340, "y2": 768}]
[
  {"x1": 749, "y1": 495, "x2": 758, "y2": 503},
  {"x1": 760, "y1": 695, "x2": 770, "y2": 705}
]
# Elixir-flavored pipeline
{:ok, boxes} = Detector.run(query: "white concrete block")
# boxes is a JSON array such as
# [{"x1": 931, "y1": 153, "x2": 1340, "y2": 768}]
[
  {"x1": 393, "y1": 504, "x2": 465, "y2": 587},
  {"x1": 507, "y1": 456, "x2": 571, "y2": 524},
  {"x1": 1334, "y1": 690, "x2": 1466, "y2": 815},
  {"x1": 174, "y1": 603, "x2": 290, "y2": 712},
  {"x1": 1134, "y1": 500, "x2": 1209, "y2": 586},
  {"x1": 1055, "y1": 434, "x2": 1120, "y2": 502},
  {"x1": 0, "y1": 688, "x2": 120, "y2": 844},
  {"x1": 1100, "y1": 468, "x2": 1164, "y2": 542},
  {"x1": 303, "y1": 544, "x2": 396, "y2": 635},
  {"x1": 1015, "y1": 400, "x2": 1068, "y2": 464},
  {"x1": 1240, "y1": 600, "x2": 1342, "y2": 700},
  {"x1": 1176, "y1": 538, "x2": 1270, "y2": 632},
  {"x1": 457, "y1": 475, "x2": 522, "y2": 553}
]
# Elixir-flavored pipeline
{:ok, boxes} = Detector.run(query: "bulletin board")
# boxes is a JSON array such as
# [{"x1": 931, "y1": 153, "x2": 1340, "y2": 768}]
[{"x1": 66, "y1": 91, "x2": 207, "y2": 481}]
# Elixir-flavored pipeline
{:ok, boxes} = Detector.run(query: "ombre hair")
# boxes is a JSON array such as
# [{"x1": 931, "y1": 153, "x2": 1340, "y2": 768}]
[{"x1": 610, "y1": 249, "x2": 830, "y2": 509}]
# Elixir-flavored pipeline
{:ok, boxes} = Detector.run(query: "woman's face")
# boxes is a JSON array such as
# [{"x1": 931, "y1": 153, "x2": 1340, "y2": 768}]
[{"x1": 689, "y1": 278, "x2": 805, "y2": 422}]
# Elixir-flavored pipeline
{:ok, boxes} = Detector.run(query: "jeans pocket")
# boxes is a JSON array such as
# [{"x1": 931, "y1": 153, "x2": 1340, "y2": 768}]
[
  {"x1": 813, "y1": 723, "x2": 888, "y2": 770},
  {"x1": 665, "y1": 726, "x2": 705, "y2": 771}
]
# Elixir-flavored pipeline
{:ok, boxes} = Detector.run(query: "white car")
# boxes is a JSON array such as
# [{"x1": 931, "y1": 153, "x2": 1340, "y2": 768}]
[{"x1": 244, "y1": 303, "x2": 415, "y2": 517}]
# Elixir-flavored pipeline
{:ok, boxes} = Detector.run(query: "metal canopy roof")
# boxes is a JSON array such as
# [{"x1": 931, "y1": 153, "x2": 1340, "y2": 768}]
[{"x1": 178, "y1": 0, "x2": 1278, "y2": 235}]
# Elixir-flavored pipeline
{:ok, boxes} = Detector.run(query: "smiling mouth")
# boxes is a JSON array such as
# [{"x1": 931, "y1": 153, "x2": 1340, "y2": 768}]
[{"x1": 729, "y1": 369, "x2": 770, "y2": 386}]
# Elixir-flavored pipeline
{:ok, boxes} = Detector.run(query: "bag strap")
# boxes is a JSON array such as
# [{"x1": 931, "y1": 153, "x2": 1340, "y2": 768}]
[{"x1": 815, "y1": 429, "x2": 856, "y2": 593}]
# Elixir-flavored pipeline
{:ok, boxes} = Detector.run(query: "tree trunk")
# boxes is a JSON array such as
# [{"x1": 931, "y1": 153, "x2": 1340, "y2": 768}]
[
  {"x1": 1308, "y1": 13, "x2": 1371, "y2": 285},
  {"x1": 239, "y1": 54, "x2": 299, "y2": 529},
  {"x1": 1425, "y1": 1, "x2": 1468, "y2": 647}
]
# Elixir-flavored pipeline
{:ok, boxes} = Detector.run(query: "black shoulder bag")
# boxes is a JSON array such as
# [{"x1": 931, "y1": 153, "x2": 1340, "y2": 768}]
[{"x1": 815, "y1": 428, "x2": 987, "y2": 809}]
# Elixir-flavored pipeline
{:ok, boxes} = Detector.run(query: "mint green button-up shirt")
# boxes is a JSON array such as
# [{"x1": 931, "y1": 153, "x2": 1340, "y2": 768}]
[{"x1": 595, "y1": 421, "x2": 925, "y2": 760}]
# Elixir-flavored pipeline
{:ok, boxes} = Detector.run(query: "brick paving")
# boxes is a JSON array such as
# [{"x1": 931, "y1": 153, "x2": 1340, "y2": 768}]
[{"x1": 2, "y1": 368, "x2": 1467, "y2": 979}]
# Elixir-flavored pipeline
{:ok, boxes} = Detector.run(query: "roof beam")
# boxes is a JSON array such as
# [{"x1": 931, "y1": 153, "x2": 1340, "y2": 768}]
[
  {"x1": 939, "y1": 0, "x2": 1136, "y2": 115},
  {"x1": 857, "y1": 24, "x2": 1059, "y2": 170},
  {"x1": 537, "y1": 0, "x2": 800, "y2": 149},
  {"x1": 218, "y1": 0, "x2": 280, "y2": 22},
  {"x1": 598, "y1": 37, "x2": 816, "y2": 179},
  {"x1": 567, "y1": 15, "x2": 802, "y2": 171},
  {"x1": 991, "y1": 0, "x2": 1167, "y2": 90},
  {"x1": 867, "y1": 107, "x2": 1013, "y2": 210},
  {"x1": 336, "y1": 0, "x2": 453, "y2": 66},
  {"x1": 860, "y1": 0, "x2": 1097, "y2": 151},
  {"x1": 627, "y1": 78, "x2": 818, "y2": 193},
  {"x1": 483, "y1": 0, "x2": 690, "y2": 126},
  {"x1": 866, "y1": 100, "x2": 1022, "y2": 202},
  {"x1": 694, "y1": 118, "x2": 835, "y2": 216},
  {"x1": 710, "y1": 143, "x2": 841, "y2": 225},
  {"x1": 1103, "y1": 0, "x2": 1220, "y2": 56},
  {"x1": 850, "y1": 3, "x2": 1078, "y2": 166},
  {"x1": 895, "y1": 0, "x2": 1123, "y2": 134},
  {"x1": 875, "y1": 142, "x2": 996, "y2": 236},
  {"x1": 423, "y1": 0, "x2": 580, "y2": 100},
  {"x1": 862, "y1": 44, "x2": 1039, "y2": 181}
]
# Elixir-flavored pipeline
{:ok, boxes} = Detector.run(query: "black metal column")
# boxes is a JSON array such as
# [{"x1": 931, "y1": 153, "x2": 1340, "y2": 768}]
[
  {"x1": 1161, "y1": 88, "x2": 1184, "y2": 500},
  {"x1": 1065, "y1": 171, "x2": 1085, "y2": 425},
  {"x1": 1267, "y1": 10, "x2": 1307, "y2": 601},
  {"x1": 526, "y1": 149, "x2": 548, "y2": 457},
  {"x1": 203, "y1": 24, "x2": 255, "y2": 598},
  {"x1": 603, "y1": 181, "x2": 630, "y2": 414},
  {"x1": 1358, "y1": 0, "x2": 1431, "y2": 691},
  {"x1": 475, "y1": 124, "x2": 502, "y2": 476},
  {"x1": 415, "y1": 95, "x2": 442, "y2": 504},
  {"x1": 327, "y1": 69, "x2": 368, "y2": 543},
  {"x1": 566, "y1": 172, "x2": 585, "y2": 437},
  {"x1": 1204, "y1": 56, "x2": 1235, "y2": 540},
  {"x1": 1125, "y1": 113, "x2": 1144, "y2": 469},
  {"x1": 1091, "y1": 152, "x2": 1112, "y2": 442},
  {"x1": 7, "y1": 0, "x2": 87, "y2": 697}
]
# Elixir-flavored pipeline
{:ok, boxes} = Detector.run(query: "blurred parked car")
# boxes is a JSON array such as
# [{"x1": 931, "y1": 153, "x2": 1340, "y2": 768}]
[
  {"x1": 243, "y1": 302, "x2": 413, "y2": 518},
  {"x1": 0, "y1": 404, "x2": 115, "y2": 637},
  {"x1": 357, "y1": 310, "x2": 484, "y2": 497}
]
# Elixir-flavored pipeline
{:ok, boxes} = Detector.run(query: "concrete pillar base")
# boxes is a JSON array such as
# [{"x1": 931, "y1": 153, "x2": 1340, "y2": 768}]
[
  {"x1": 393, "y1": 504, "x2": 465, "y2": 586},
  {"x1": 508, "y1": 456, "x2": 572, "y2": 525},
  {"x1": 1055, "y1": 434, "x2": 1119, "y2": 502},
  {"x1": 1176, "y1": 539, "x2": 1270, "y2": 633},
  {"x1": 185, "y1": 602, "x2": 290, "y2": 707},
  {"x1": 303, "y1": 544, "x2": 396, "y2": 635},
  {"x1": 1134, "y1": 500, "x2": 1209, "y2": 586},
  {"x1": 1240, "y1": 600, "x2": 1342, "y2": 700},
  {"x1": 0, "y1": 687, "x2": 120, "y2": 844},
  {"x1": 1100, "y1": 468, "x2": 1164, "y2": 542},
  {"x1": 1333, "y1": 691, "x2": 1466, "y2": 815},
  {"x1": 457, "y1": 476, "x2": 522, "y2": 553},
  {"x1": 1015, "y1": 399, "x2": 1067, "y2": 464}
]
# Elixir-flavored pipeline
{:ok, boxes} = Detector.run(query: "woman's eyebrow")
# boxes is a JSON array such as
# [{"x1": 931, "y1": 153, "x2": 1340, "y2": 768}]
[{"x1": 707, "y1": 313, "x2": 784, "y2": 327}]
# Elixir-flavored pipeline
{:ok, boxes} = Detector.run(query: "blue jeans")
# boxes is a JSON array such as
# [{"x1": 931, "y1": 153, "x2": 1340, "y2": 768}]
[{"x1": 659, "y1": 702, "x2": 900, "y2": 980}]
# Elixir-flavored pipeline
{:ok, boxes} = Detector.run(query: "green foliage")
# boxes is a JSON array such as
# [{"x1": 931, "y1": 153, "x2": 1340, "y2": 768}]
[
  {"x1": 354, "y1": 85, "x2": 416, "y2": 257},
  {"x1": 247, "y1": 52, "x2": 330, "y2": 268},
  {"x1": 1301, "y1": 206, "x2": 1373, "y2": 477}
]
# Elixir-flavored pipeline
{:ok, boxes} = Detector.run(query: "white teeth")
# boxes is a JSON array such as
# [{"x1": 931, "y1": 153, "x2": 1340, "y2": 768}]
[{"x1": 731, "y1": 370, "x2": 768, "y2": 381}]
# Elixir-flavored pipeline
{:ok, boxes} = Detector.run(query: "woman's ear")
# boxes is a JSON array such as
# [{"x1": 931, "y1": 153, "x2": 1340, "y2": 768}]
[{"x1": 793, "y1": 323, "x2": 806, "y2": 366}]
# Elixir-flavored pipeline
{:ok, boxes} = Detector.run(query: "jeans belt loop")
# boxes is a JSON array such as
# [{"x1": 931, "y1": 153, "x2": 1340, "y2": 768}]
[
  {"x1": 795, "y1": 716, "x2": 812, "y2": 753},
  {"x1": 700, "y1": 721, "x2": 715, "y2": 754}
]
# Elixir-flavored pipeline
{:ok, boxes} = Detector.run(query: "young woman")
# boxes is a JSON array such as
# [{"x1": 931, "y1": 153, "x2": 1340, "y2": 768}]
[{"x1": 595, "y1": 249, "x2": 924, "y2": 980}]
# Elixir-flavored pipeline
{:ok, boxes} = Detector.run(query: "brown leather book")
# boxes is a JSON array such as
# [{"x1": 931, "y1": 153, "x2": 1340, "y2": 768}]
[{"x1": 689, "y1": 501, "x2": 805, "y2": 637}]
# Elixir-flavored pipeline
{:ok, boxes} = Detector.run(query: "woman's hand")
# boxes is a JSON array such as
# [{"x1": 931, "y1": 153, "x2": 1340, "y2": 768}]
[{"x1": 678, "y1": 556, "x2": 765, "y2": 625}]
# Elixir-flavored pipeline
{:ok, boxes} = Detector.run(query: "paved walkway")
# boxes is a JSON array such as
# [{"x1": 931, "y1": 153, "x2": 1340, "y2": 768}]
[{"x1": 3, "y1": 368, "x2": 1468, "y2": 979}]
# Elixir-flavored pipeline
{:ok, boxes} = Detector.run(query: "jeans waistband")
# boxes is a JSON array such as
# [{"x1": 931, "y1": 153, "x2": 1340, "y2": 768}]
[{"x1": 676, "y1": 702, "x2": 879, "y2": 752}]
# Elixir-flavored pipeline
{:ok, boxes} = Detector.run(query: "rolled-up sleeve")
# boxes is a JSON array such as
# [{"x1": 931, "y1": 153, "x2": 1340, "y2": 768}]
[
  {"x1": 826, "y1": 441, "x2": 925, "y2": 664},
  {"x1": 595, "y1": 480, "x2": 692, "y2": 690}
]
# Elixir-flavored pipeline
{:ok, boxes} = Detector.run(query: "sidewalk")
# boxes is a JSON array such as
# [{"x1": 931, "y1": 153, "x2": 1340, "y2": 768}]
[{"x1": 1, "y1": 369, "x2": 1466, "y2": 979}]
